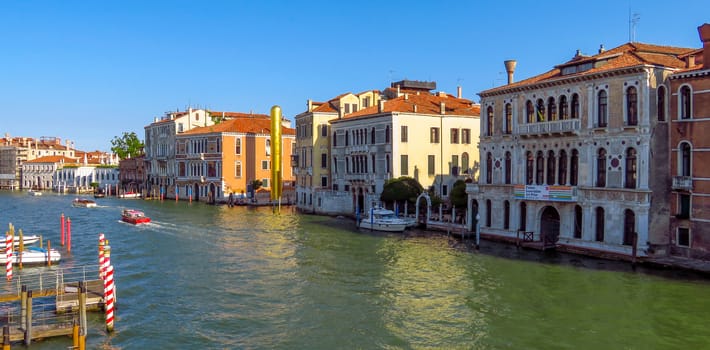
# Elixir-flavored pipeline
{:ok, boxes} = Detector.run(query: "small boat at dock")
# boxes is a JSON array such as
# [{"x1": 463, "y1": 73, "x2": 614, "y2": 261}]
[
  {"x1": 119, "y1": 192, "x2": 141, "y2": 199},
  {"x1": 122, "y1": 209, "x2": 151, "y2": 225},
  {"x1": 0, "y1": 246, "x2": 61, "y2": 265},
  {"x1": 27, "y1": 190, "x2": 42, "y2": 196},
  {"x1": 11, "y1": 234, "x2": 40, "y2": 247},
  {"x1": 358, "y1": 207, "x2": 409, "y2": 232},
  {"x1": 72, "y1": 198, "x2": 97, "y2": 208}
]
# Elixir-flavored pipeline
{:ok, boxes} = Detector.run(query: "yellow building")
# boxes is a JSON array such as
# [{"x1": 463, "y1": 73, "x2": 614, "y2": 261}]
[
  {"x1": 319, "y1": 81, "x2": 480, "y2": 214},
  {"x1": 294, "y1": 90, "x2": 380, "y2": 211},
  {"x1": 175, "y1": 115, "x2": 295, "y2": 203}
]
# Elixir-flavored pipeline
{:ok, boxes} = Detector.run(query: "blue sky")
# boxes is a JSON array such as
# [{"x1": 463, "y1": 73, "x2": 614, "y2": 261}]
[{"x1": 0, "y1": 1, "x2": 706, "y2": 152}]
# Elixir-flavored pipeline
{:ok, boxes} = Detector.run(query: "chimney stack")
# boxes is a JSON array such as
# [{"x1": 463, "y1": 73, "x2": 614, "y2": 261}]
[
  {"x1": 378, "y1": 100, "x2": 385, "y2": 113},
  {"x1": 698, "y1": 23, "x2": 710, "y2": 68},
  {"x1": 440, "y1": 102, "x2": 446, "y2": 115},
  {"x1": 598, "y1": 44, "x2": 605, "y2": 54},
  {"x1": 307, "y1": 99, "x2": 313, "y2": 112},
  {"x1": 504, "y1": 60, "x2": 517, "y2": 84},
  {"x1": 687, "y1": 55, "x2": 696, "y2": 68},
  {"x1": 457, "y1": 86, "x2": 462, "y2": 98}
]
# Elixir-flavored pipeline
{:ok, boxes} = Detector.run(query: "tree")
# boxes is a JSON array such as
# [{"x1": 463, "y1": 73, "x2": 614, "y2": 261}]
[
  {"x1": 449, "y1": 180, "x2": 467, "y2": 208},
  {"x1": 250, "y1": 179, "x2": 263, "y2": 192},
  {"x1": 110, "y1": 132, "x2": 144, "y2": 160},
  {"x1": 380, "y1": 177, "x2": 423, "y2": 204}
]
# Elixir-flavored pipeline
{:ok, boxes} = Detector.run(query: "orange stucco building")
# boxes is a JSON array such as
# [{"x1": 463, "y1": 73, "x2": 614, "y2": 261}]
[{"x1": 174, "y1": 116, "x2": 295, "y2": 203}]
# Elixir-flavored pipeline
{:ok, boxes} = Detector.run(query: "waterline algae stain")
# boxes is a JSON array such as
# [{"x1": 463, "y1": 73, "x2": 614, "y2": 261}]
[{"x1": 1, "y1": 191, "x2": 709, "y2": 349}]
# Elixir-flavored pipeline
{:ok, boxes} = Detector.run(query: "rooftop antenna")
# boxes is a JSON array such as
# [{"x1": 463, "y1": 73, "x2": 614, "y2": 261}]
[{"x1": 629, "y1": 9, "x2": 640, "y2": 42}]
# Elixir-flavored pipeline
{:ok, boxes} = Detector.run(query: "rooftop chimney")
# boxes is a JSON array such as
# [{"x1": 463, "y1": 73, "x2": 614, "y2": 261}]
[
  {"x1": 307, "y1": 99, "x2": 313, "y2": 112},
  {"x1": 413, "y1": 104, "x2": 418, "y2": 113},
  {"x1": 598, "y1": 44, "x2": 605, "y2": 54},
  {"x1": 457, "y1": 86, "x2": 462, "y2": 98},
  {"x1": 698, "y1": 23, "x2": 710, "y2": 68},
  {"x1": 504, "y1": 60, "x2": 517, "y2": 84},
  {"x1": 687, "y1": 55, "x2": 696, "y2": 68},
  {"x1": 440, "y1": 102, "x2": 446, "y2": 115},
  {"x1": 378, "y1": 100, "x2": 385, "y2": 113}
]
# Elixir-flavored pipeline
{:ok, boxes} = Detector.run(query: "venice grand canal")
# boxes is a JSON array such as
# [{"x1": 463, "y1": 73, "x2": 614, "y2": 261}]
[{"x1": 1, "y1": 191, "x2": 709, "y2": 349}]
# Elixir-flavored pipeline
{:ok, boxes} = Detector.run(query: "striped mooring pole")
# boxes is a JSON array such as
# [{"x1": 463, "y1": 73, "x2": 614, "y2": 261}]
[
  {"x1": 5, "y1": 234, "x2": 12, "y2": 281},
  {"x1": 98, "y1": 233, "x2": 105, "y2": 279},
  {"x1": 104, "y1": 263, "x2": 115, "y2": 332}
]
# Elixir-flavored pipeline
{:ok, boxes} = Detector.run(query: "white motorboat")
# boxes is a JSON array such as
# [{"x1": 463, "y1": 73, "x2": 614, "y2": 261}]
[
  {"x1": 72, "y1": 198, "x2": 97, "y2": 208},
  {"x1": 27, "y1": 190, "x2": 42, "y2": 196},
  {"x1": 0, "y1": 246, "x2": 61, "y2": 265},
  {"x1": 118, "y1": 192, "x2": 141, "y2": 199},
  {"x1": 358, "y1": 207, "x2": 409, "y2": 232},
  {"x1": 8, "y1": 234, "x2": 40, "y2": 247}
]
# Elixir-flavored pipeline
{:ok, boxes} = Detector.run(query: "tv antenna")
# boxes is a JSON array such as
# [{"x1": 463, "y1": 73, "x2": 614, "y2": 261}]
[{"x1": 629, "y1": 10, "x2": 640, "y2": 42}]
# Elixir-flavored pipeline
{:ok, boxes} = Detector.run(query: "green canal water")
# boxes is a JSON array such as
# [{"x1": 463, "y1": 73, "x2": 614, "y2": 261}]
[{"x1": 1, "y1": 191, "x2": 709, "y2": 349}]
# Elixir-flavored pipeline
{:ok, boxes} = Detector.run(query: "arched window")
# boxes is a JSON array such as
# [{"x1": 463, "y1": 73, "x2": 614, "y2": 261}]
[
  {"x1": 536, "y1": 151, "x2": 544, "y2": 184},
  {"x1": 570, "y1": 149, "x2": 579, "y2": 186},
  {"x1": 558, "y1": 150, "x2": 567, "y2": 185},
  {"x1": 345, "y1": 131, "x2": 349, "y2": 146},
  {"x1": 626, "y1": 86, "x2": 638, "y2": 126},
  {"x1": 371, "y1": 154, "x2": 375, "y2": 173},
  {"x1": 595, "y1": 207, "x2": 605, "y2": 242},
  {"x1": 486, "y1": 199, "x2": 492, "y2": 227},
  {"x1": 559, "y1": 95, "x2": 568, "y2": 120},
  {"x1": 504, "y1": 151, "x2": 511, "y2": 184},
  {"x1": 597, "y1": 148, "x2": 607, "y2": 187},
  {"x1": 680, "y1": 85, "x2": 692, "y2": 119},
  {"x1": 547, "y1": 97, "x2": 557, "y2": 121},
  {"x1": 526, "y1": 100, "x2": 535, "y2": 123},
  {"x1": 657, "y1": 86, "x2": 666, "y2": 121},
  {"x1": 486, "y1": 106, "x2": 494, "y2": 136},
  {"x1": 462, "y1": 152, "x2": 469, "y2": 173},
  {"x1": 623, "y1": 209, "x2": 636, "y2": 246},
  {"x1": 486, "y1": 152, "x2": 492, "y2": 184},
  {"x1": 332, "y1": 132, "x2": 337, "y2": 147},
  {"x1": 681, "y1": 142, "x2": 691, "y2": 176},
  {"x1": 235, "y1": 138, "x2": 242, "y2": 155},
  {"x1": 504, "y1": 103, "x2": 512, "y2": 134},
  {"x1": 385, "y1": 125, "x2": 391, "y2": 143},
  {"x1": 385, "y1": 155, "x2": 390, "y2": 174},
  {"x1": 546, "y1": 150, "x2": 556, "y2": 185},
  {"x1": 625, "y1": 148, "x2": 637, "y2": 189},
  {"x1": 503, "y1": 200, "x2": 510, "y2": 230},
  {"x1": 536, "y1": 99, "x2": 545, "y2": 122},
  {"x1": 371, "y1": 127, "x2": 376, "y2": 144},
  {"x1": 597, "y1": 90, "x2": 608, "y2": 127},
  {"x1": 574, "y1": 205, "x2": 582, "y2": 239},
  {"x1": 519, "y1": 202, "x2": 527, "y2": 231},
  {"x1": 571, "y1": 93, "x2": 580, "y2": 119},
  {"x1": 526, "y1": 151, "x2": 534, "y2": 185}
]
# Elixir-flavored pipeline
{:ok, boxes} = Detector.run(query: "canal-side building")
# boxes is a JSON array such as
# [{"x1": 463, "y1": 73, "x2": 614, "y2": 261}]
[
  {"x1": 174, "y1": 115, "x2": 295, "y2": 203},
  {"x1": 471, "y1": 41, "x2": 696, "y2": 259},
  {"x1": 144, "y1": 108, "x2": 219, "y2": 198},
  {"x1": 0, "y1": 136, "x2": 78, "y2": 190},
  {"x1": 668, "y1": 23, "x2": 710, "y2": 259},
  {"x1": 294, "y1": 90, "x2": 381, "y2": 213},
  {"x1": 21, "y1": 155, "x2": 119, "y2": 193},
  {"x1": 118, "y1": 155, "x2": 146, "y2": 194},
  {"x1": 327, "y1": 81, "x2": 480, "y2": 215}
]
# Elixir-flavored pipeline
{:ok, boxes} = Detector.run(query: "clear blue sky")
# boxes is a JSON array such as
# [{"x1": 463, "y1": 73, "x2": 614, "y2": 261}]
[{"x1": 0, "y1": 1, "x2": 706, "y2": 152}]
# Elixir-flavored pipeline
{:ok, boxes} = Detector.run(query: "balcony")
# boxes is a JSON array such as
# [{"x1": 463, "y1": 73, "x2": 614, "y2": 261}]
[
  {"x1": 672, "y1": 176, "x2": 693, "y2": 191},
  {"x1": 517, "y1": 119, "x2": 580, "y2": 137}
]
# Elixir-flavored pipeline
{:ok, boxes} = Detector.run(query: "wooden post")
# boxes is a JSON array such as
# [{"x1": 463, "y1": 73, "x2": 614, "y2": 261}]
[
  {"x1": 67, "y1": 218, "x2": 71, "y2": 253},
  {"x1": 631, "y1": 232, "x2": 638, "y2": 266},
  {"x1": 46, "y1": 240, "x2": 51, "y2": 267},
  {"x1": 79, "y1": 282, "x2": 87, "y2": 345},
  {"x1": 20, "y1": 285, "x2": 27, "y2": 329},
  {"x1": 24, "y1": 290, "x2": 32, "y2": 346},
  {"x1": 18, "y1": 229, "x2": 24, "y2": 269},
  {"x1": 2, "y1": 325, "x2": 9, "y2": 350},
  {"x1": 72, "y1": 319, "x2": 79, "y2": 349},
  {"x1": 60, "y1": 213, "x2": 65, "y2": 246}
]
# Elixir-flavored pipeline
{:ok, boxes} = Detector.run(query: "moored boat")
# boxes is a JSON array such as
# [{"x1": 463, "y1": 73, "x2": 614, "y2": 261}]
[
  {"x1": 358, "y1": 207, "x2": 409, "y2": 232},
  {"x1": 0, "y1": 246, "x2": 61, "y2": 265},
  {"x1": 72, "y1": 198, "x2": 97, "y2": 208},
  {"x1": 122, "y1": 209, "x2": 151, "y2": 224},
  {"x1": 119, "y1": 192, "x2": 141, "y2": 199},
  {"x1": 10, "y1": 234, "x2": 40, "y2": 247},
  {"x1": 27, "y1": 190, "x2": 42, "y2": 196}
]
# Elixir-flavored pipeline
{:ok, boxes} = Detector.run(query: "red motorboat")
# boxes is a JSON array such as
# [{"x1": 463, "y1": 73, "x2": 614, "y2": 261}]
[{"x1": 121, "y1": 209, "x2": 151, "y2": 225}]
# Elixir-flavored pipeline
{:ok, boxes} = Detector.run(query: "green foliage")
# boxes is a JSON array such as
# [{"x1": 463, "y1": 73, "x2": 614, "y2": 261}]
[
  {"x1": 209, "y1": 111, "x2": 224, "y2": 124},
  {"x1": 90, "y1": 182, "x2": 99, "y2": 189},
  {"x1": 110, "y1": 132, "x2": 144, "y2": 160},
  {"x1": 450, "y1": 180, "x2": 467, "y2": 208},
  {"x1": 380, "y1": 176, "x2": 423, "y2": 204}
]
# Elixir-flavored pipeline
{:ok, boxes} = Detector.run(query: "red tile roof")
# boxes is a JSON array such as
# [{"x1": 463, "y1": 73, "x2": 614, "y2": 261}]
[
  {"x1": 481, "y1": 42, "x2": 697, "y2": 95},
  {"x1": 335, "y1": 92, "x2": 480, "y2": 121},
  {"x1": 179, "y1": 117, "x2": 296, "y2": 136}
]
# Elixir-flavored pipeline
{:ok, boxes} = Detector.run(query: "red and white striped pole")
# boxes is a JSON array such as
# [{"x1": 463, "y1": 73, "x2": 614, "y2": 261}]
[
  {"x1": 98, "y1": 234, "x2": 105, "y2": 279},
  {"x1": 103, "y1": 262, "x2": 115, "y2": 332},
  {"x1": 101, "y1": 242, "x2": 110, "y2": 281},
  {"x1": 5, "y1": 234, "x2": 12, "y2": 281}
]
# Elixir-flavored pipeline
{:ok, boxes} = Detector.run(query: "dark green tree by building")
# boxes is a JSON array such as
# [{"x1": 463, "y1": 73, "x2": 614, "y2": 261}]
[{"x1": 110, "y1": 132, "x2": 144, "y2": 160}]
